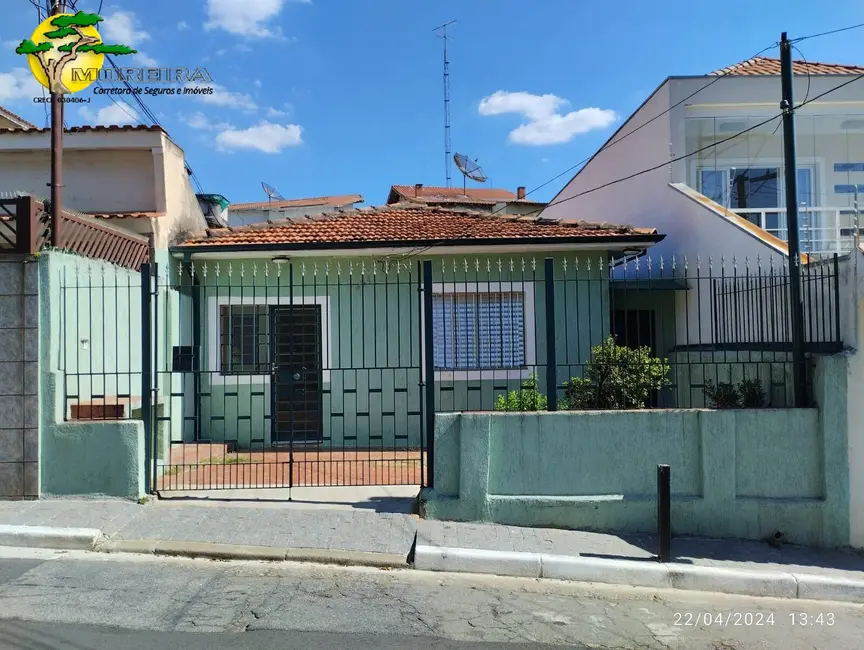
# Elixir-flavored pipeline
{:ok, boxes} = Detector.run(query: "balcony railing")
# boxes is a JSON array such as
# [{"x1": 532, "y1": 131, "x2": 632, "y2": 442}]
[{"x1": 734, "y1": 207, "x2": 862, "y2": 257}]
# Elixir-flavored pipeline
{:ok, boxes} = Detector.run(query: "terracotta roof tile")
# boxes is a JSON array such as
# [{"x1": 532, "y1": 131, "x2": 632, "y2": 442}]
[
  {"x1": 0, "y1": 124, "x2": 166, "y2": 135},
  {"x1": 88, "y1": 211, "x2": 166, "y2": 220},
  {"x1": 389, "y1": 185, "x2": 519, "y2": 205},
  {"x1": 230, "y1": 194, "x2": 364, "y2": 211},
  {"x1": 0, "y1": 105, "x2": 36, "y2": 129},
  {"x1": 176, "y1": 203, "x2": 660, "y2": 249},
  {"x1": 710, "y1": 56, "x2": 864, "y2": 76}
]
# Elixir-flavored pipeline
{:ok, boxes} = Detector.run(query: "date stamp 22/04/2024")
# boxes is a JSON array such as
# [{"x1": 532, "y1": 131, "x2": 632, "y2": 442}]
[{"x1": 674, "y1": 612, "x2": 836, "y2": 627}]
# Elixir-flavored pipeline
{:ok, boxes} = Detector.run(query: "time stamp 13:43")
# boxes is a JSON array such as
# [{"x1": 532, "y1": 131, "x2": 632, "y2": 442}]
[{"x1": 674, "y1": 612, "x2": 836, "y2": 627}]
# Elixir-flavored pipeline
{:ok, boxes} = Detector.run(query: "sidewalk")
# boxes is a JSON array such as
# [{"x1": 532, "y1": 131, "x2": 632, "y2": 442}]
[{"x1": 2, "y1": 493, "x2": 864, "y2": 601}]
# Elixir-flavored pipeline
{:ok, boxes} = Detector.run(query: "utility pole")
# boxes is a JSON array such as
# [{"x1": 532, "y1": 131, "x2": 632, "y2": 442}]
[
  {"x1": 49, "y1": 0, "x2": 65, "y2": 248},
  {"x1": 780, "y1": 32, "x2": 807, "y2": 407}
]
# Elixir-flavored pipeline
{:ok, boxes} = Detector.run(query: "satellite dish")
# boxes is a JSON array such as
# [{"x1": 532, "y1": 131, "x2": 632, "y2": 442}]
[
  {"x1": 261, "y1": 182, "x2": 285, "y2": 203},
  {"x1": 453, "y1": 153, "x2": 487, "y2": 193}
]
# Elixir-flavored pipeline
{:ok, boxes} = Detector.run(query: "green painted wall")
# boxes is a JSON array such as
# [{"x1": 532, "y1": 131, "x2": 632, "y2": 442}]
[
  {"x1": 422, "y1": 354, "x2": 850, "y2": 547},
  {"x1": 177, "y1": 253, "x2": 612, "y2": 449},
  {"x1": 39, "y1": 251, "x2": 148, "y2": 498}
]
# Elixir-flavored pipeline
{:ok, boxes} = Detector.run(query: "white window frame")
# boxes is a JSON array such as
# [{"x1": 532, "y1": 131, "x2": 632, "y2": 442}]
[
  {"x1": 207, "y1": 295, "x2": 332, "y2": 385},
  {"x1": 420, "y1": 281, "x2": 536, "y2": 382}
]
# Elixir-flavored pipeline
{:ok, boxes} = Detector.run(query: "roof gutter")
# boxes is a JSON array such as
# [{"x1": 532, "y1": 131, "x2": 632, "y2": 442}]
[{"x1": 169, "y1": 233, "x2": 666, "y2": 256}]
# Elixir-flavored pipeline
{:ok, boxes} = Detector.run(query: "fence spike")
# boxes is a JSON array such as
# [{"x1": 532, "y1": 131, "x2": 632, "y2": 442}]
[
  {"x1": 263, "y1": 261, "x2": 269, "y2": 277},
  {"x1": 486, "y1": 258, "x2": 491, "y2": 273},
  {"x1": 647, "y1": 254, "x2": 653, "y2": 271},
  {"x1": 744, "y1": 256, "x2": 751, "y2": 271},
  {"x1": 562, "y1": 257, "x2": 568, "y2": 273},
  {"x1": 574, "y1": 255, "x2": 580, "y2": 271},
  {"x1": 349, "y1": 261, "x2": 354, "y2": 276},
  {"x1": 215, "y1": 262, "x2": 220, "y2": 277},
  {"x1": 252, "y1": 262, "x2": 258, "y2": 277},
  {"x1": 202, "y1": 262, "x2": 208, "y2": 278},
  {"x1": 531, "y1": 257, "x2": 537, "y2": 271},
  {"x1": 463, "y1": 258, "x2": 469, "y2": 272},
  {"x1": 301, "y1": 261, "x2": 307, "y2": 277},
  {"x1": 673, "y1": 254, "x2": 678, "y2": 271},
  {"x1": 659, "y1": 255, "x2": 665, "y2": 271},
  {"x1": 474, "y1": 258, "x2": 480, "y2": 272},
  {"x1": 498, "y1": 257, "x2": 503, "y2": 272},
  {"x1": 756, "y1": 255, "x2": 762, "y2": 269},
  {"x1": 633, "y1": 255, "x2": 639, "y2": 270},
  {"x1": 324, "y1": 261, "x2": 330, "y2": 277},
  {"x1": 520, "y1": 257, "x2": 525, "y2": 272},
  {"x1": 732, "y1": 256, "x2": 738, "y2": 270}
]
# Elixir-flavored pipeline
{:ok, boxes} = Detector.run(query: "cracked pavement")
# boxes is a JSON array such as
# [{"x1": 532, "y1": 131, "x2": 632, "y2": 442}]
[{"x1": 0, "y1": 547, "x2": 862, "y2": 649}]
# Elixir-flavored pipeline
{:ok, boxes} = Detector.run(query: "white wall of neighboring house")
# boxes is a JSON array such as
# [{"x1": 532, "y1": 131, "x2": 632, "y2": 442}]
[
  {"x1": 544, "y1": 73, "x2": 864, "y2": 263},
  {"x1": 0, "y1": 127, "x2": 207, "y2": 249},
  {"x1": 232, "y1": 203, "x2": 350, "y2": 226}
]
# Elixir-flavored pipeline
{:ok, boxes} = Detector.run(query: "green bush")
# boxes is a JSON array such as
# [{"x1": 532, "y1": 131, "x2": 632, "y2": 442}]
[
  {"x1": 703, "y1": 378, "x2": 767, "y2": 409},
  {"x1": 562, "y1": 336, "x2": 672, "y2": 410},
  {"x1": 494, "y1": 373, "x2": 548, "y2": 412}
]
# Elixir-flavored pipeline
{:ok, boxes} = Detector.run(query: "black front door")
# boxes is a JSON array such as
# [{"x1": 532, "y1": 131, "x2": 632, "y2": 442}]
[{"x1": 271, "y1": 305, "x2": 323, "y2": 444}]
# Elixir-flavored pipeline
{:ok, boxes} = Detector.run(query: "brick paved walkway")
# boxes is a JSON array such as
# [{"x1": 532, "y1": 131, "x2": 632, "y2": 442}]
[
  {"x1": 2, "y1": 498, "x2": 864, "y2": 581},
  {"x1": 157, "y1": 450, "x2": 426, "y2": 491}
]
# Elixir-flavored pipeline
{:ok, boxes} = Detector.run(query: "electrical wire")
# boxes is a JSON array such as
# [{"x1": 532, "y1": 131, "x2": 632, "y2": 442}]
[
  {"x1": 399, "y1": 70, "x2": 864, "y2": 260},
  {"x1": 791, "y1": 22, "x2": 864, "y2": 43}
]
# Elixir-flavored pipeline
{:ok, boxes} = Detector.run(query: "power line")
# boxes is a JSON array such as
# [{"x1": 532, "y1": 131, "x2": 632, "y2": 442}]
[{"x1": 791, "y1": 22, "x2": 864, "y2": 43}]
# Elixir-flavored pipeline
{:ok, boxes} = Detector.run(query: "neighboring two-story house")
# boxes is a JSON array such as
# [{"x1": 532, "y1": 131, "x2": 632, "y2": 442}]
[
  {"x1": 0, "y1": 123, "x2": 208, "y2": 255},
  {"x1": 387, "y1": 184, "x2": 546, "y2": 217},
  {"x1": 542, "y1": 56, "x2": 864, "y2": 261}
]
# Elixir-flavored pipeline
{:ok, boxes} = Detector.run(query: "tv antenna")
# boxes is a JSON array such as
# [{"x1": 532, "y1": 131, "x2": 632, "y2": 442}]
[
  {"x1": 434, "y1": 20, "x2": 456, "y2": 188},
  {"x1": 453, "y1": 153, "x2": 487, "y2": 195},
  {"x1": 261, "y1": 182, "x2": 285, "y2": 208}
]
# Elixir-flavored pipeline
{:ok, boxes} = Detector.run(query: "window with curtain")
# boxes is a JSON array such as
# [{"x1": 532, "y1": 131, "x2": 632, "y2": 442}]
[
  {"x1": 432, "y1": 292, "x2": 525, "y2": 370},
  {"x1": 219, "y1": 305, "x2": 270, "y2": 374}
]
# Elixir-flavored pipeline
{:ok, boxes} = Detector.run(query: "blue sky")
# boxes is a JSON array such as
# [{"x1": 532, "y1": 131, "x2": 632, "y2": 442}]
[{"x1": 1, "y1": 0, "x2": 862, "y2": 206}]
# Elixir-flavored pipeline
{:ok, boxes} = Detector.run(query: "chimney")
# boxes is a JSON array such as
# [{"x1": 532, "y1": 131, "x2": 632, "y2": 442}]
[
  {"x1": 414, "y1": 183, "x2": 423, "y2": 198},
  {"x1": 517, "y1": 186, "x2": 526, "y2": 200}
]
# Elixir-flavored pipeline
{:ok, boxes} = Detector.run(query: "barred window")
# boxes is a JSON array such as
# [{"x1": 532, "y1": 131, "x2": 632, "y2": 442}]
[
  {"x1": 432, "y1": 292, "x2": 525, "y2": 370},
  {"x1": 219, "y1": 305, "x2": 269, "y2": 374}
]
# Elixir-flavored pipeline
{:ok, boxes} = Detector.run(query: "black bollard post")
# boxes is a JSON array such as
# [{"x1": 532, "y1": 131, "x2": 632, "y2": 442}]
[{"x1": 657, "y1": 464, "x2": 671, "y2": 562}]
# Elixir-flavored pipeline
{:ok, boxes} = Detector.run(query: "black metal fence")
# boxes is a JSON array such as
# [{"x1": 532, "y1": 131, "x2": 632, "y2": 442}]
[{"x1": 55, "y1": 251, "x2": 842, "y2": 493}]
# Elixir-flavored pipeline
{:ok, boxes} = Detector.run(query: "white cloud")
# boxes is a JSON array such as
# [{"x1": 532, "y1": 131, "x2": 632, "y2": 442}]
[
  {"x1": 265, "y1": 106, "x2": 288, "y2": 118},
  {"x1": 0, "y1": 68, "x2": 42, "y2": 103},
  {"x1": 215, "y1": 121, "x2": 303, "y2": 153},
  {"x1": 253, "y1": 79, "x2": 262, "y2": 88},
  {"x1": 478, "y1": 90, "x2": 617, "y2": 146},
  {"x1": 134, "y1": 53, "x2": 159, "y2": 67},
  {"x1": 205, "y1": 0, "x2": 310, "y2": 38},
  {"x1": 178, "y1": 21, "x2": 190, "y2": 31},
  {"x1": 80, "y1": 101, "x2": 140, "y2": 126},
  {"x1": 2, "y1": 39, "x2": 20, "y2": 52},
  {"x1": 101, "y1": 10, "x2": 151, "y2": 47},
  {"x1": 180, "y1": 111, "x2": 231, "y2": 131},
  {"x1": 186, "y1": 83, "x2": 258, "y2": 111}
]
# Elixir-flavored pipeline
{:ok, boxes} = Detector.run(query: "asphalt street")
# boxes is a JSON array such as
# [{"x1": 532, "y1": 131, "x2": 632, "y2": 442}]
[{"x1": 0, "y1": 547, "x2": 863, "y2": 649}]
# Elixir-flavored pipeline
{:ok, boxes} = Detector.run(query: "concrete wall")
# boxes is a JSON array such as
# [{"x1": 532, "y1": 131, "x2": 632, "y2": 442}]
[
  {"x1": 422, "y1": 354, "x2": 850, "y2": 548},
  {"x1": 0, "y1": 149, "x2": 157, "y2": 213},
  {"x1": 0, "y1": 257, "x2": 38, "y2": 499},
  {"x1": 38, "y1": 251, "x2": 146, "y2": 498}
]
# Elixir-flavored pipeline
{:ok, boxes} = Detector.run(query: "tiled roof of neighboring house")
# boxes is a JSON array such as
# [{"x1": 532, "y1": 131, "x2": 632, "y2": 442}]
[
  {"x1": 0, "y1": 124, "x2": 166, "y2": 135},
  {"x1": 230, "y1": 194, "x2": 364, "y2": 211},
  {"x1": 87, "y1": 211, "x2": 166, "y2": 219},
  {"x1": 389, "y1": 185, "x2": 518, "y2": 204},
  {"x1": 0, "y1": 105, "x2": 36, "y2": 129},
  {"x1": 710, "y1": 56, "x2": 864, "y2": 76},
  {"x1": 175, "y1": 203, "x2": 661, "y2": 249}
]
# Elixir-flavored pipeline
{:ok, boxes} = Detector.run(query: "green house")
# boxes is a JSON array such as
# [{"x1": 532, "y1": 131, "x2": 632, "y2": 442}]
[{"x1": 163, "y1": 202, "x2": 664, "y2": 453}]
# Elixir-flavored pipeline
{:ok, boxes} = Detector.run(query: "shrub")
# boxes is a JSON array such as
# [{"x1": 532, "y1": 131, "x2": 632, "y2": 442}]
[
  {"x1": 494, "y1": 373, "x2": 548, "y2": 412},
  {"x1": 739, "y1": 378, "x2": 767, "y2": 408},
  {"x1": 703, "y1": 380, "x2": 740, "y2": 409},
  {"x1": 562, "y1": 336, "x2": 672, "y2": 410},
  {"x1": 703, "y1": 378, "x2": 767, "y2": 408}
]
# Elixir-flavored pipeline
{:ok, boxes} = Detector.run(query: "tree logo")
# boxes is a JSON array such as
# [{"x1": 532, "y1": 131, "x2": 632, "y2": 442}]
[{"x1": 15, "y1": 11, "x2": 136, "y2": 95}]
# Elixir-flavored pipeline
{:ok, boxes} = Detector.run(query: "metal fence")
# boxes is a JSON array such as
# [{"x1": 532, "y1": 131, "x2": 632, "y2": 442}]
[{"x1": 55, "y1": 252, "x2": 843, "y2": 493}]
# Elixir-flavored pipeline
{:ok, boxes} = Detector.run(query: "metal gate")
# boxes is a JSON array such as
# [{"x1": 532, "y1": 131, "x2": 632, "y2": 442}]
[{"x1": 142, "y1": 258, "x2": 430, "y2": 492}]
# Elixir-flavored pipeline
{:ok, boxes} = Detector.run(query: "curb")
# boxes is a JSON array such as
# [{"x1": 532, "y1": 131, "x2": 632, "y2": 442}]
[
  {"x1": 0, "y1": 524, "x2": 102, "y2": 551},
  {"x1": 411, "y1": 545, "x2": 864, "y2": 603},
  {"x1": 95, "y1": 538, "x2": 408, "y2": 569}
]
